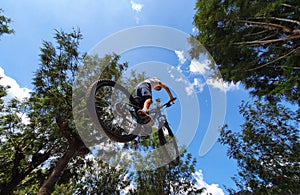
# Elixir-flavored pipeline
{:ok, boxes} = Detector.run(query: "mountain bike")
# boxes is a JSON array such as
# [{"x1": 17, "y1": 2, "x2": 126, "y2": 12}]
[{"x1": 86, "y1": 80, "x2": 179, "y2": 166}]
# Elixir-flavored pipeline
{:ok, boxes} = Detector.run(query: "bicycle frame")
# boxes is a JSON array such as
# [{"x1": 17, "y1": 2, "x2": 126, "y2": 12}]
[
  {"x1": 128, "y1": 96, "x2": 176, "y2": 127},
  {"x1": 124, "y1": 97, "x2": 179, "y2": 166}
]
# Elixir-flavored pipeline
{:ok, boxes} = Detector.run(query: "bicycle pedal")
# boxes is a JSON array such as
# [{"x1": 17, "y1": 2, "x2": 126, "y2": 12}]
[
  {"x1": 148, "y1": 119, "x2": 154, "y2": 126},
  {"x1": 137, "y1": 110, "x2": 149, "y2": 116},
  {"x1": 141, "y1": 135, "x2": 150, "y2": 140},
  {"x1": 140, "y1": 117, "x2": 151, "y2": 124}
]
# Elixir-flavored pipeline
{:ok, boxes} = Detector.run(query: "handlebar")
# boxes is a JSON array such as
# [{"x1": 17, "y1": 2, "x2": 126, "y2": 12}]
[
  {"x1": 163, "y1": 97, "x2": 177, "y2": 108},
  {"x1": 148, "y1": 97, "x2": 177, "y2": 116}
]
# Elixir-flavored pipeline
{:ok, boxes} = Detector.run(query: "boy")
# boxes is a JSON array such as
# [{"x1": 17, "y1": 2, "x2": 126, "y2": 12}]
[{"x1": 136, "y1": 77, "x2": 175, "y2": 123}]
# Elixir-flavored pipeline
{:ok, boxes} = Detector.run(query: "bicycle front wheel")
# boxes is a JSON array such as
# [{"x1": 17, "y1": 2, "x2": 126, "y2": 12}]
[
  {"x1": 158, "y1": 121, "x2": 180, "y2": 166},
  {"x1": 86, "y1": 80, "x2": 138, "y2": 142}
]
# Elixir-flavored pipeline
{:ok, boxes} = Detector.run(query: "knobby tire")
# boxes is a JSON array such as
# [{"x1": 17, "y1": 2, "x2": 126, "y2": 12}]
[{"x1": 86, "y1": 80, "x2": 138, "y2": 143}]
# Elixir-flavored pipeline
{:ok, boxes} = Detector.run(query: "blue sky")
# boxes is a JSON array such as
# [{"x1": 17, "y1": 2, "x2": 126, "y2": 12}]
[{"x1": 0, "y1": 0, "x2": 251, "y2": 194}]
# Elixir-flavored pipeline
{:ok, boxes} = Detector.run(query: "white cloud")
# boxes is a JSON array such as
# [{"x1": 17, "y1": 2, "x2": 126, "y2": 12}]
[
  {"x1": 186, "y1": 78, "x2": 205, "y2": 95},
  {"x1": 185, "y1": 83, "x2": 194, "y2": 96},
  {"x1": 130, "y1": 0, "x2": 143, "y2": 12},
  {"x1": 120, "y1": 182, "x2": 135, "y2": 195},
  {"x1": 192, "y1": 27, "x2": 199, "y2": 34},
  {"x1": 182, "y1": 78, "x2": 205, "y2": 96},
  {"x1": 207, "y1": 78, "x2": 241, "y2": 92},
  {"x1": 0, "y1": 67, "x2": 32, "y2": 124},
  {"x1": 193, "y1": 170, "x2": 225, "y2": 195},
  {"x1": 189, "y1": 59, "x2": 210, "y2": 75},
  {"x1": 130, "y1": 0, "x2": 144, "y2": 24},
  {"x1": 193, "y1": 78, "x2": 205, "y2": 93},
  {"x1": 0, "y1": 67, "x2": 32, "y2": 101},
  {"x1": 175, "y1": 50, "x2": 186, "y2": 64},
  {"x1": 188, "y1": 59, "x2": 241, "y2": 92},
  {"x1": 223, "y1": 81, "x2": 241, "y2": 91}
]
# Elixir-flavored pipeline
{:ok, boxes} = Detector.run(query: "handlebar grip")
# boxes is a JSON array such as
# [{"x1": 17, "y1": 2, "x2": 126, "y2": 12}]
[{"x1": 165, "y1": 97, "x2": 177, "y2": 107}]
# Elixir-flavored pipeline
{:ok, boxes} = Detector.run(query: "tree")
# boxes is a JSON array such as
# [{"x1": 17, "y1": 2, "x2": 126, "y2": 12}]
[
  {"x1": 30, "y1": 29, "x2": 87, "y2": 195},
  {"x1": 121, "y1": 108, "x2": 205, "y2": 195},
  {"x1": 0, "y1": 95, "x2": 50, "y2": 195},
  {"x1": 71, "y1": 159, "x2": 132, "y2": 194},
  {"x1": 0, "y1": 77, "x2": 8, "y2": 110},
  {"x1": 133, "y1": 151, "x2": 206, "y2": 194},
  {"x1": 0, "y1": 28, "x2": 129, "y2": 194},
  {"x1": 192, "y1": 1, "x2": 300, "y2": 104},
  {"x1": 33, "y1": 29, "x2": 129, "y2": 194},
  {"x1": 219, "y1": 101, "x2": 300, "y2": 194},
  {"x1": 193, "y1": 1, "x2": 300, "y2": 193},
  {"x1": 0, "y1": 9, "x2": 14, "y2": 38}
]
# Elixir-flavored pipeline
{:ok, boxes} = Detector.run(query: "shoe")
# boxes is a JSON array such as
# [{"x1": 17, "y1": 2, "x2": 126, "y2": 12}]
[
  {"x1": 137, "y1": 109, "x2": 149, "y2": 116},
  {"x1": 148, "y1": 118, "x2": 154, "y2": 126},
  {"x1": 137, "y1": 110, "x2": 152, "y2": 124}
]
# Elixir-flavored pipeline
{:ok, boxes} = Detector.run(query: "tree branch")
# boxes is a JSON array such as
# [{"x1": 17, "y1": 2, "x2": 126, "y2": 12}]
[
  {"x1": 239, "y1": 20, "x2": 293, "y2": 33},
  {"x1": 251, "y1": 16, "x2": 300, "y2": 27},
  {"x1": 236, "y1": 34, "x2": 300, "y2": 45},
  {"x1": 282, "y1": 3, "x2": 292, "y2": 8},
  {"x1": 269, "y1": 17, "x2": 300, "y2": 27},
  {"x1": 24, "y1": 150, "x2": 52, "y2": 176},
  {"x1": 282, "y1": 3, "x2": 300, "y2": 11},
  {"x1": 248, "y1": 46, "x2": 300, "y2": 71},
  {"x1": 260, "y1": 32, "x2": 279, "y2": 41},
  {"x1": 244, "y1": 29, "x2": 269, "y2": 37}
]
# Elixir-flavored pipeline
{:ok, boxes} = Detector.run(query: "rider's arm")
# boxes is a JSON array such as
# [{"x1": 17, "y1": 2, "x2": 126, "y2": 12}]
[{"x1": 159, "y1": 82, "x2": 175, "y2": 102}]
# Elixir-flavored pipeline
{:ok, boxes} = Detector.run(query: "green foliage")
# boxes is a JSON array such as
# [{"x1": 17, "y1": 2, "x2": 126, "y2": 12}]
[
  {"x1": 0, "y1": 9, "x2": 14, "y2": 38},
  {"x1": 125, "y1": 107, "x2": 205, "y2": 194},
  {"x1": 193, "y1": 0, "x2": 300, "y2": 104},
  {"x1": 30, "y1": 30, "x2": 85, "y2": 192},
  {"x1": 32, "y1": 28, "x2": 82, "y2": 125},
  {"x1": 132, "y1": 150, "x2": 205, "y2": 194},
  {"x1": 71, "y1": 159, "x2": 132, "y2": 195},
  {"x1": 0, "y1": 77, "x2": 8, "y2": 110},
  {"x1": 194, "y1": 1, "x2": 300, "y2": 194},
  {"x1": 34, "y1": 29, "x2": 132, "y2": 194},
  {"x1": 72, "y1": 53, "x2": 129, "y2": 149},
  {"x1": 48, "y1": 156, "x2": 132, "y2": 195},
  {"x1": 0, "y1": 97, "x2": 52, "y2": 195},
  {"x1": 219, "y1": 101, "x2": 300, "y2": 194}
]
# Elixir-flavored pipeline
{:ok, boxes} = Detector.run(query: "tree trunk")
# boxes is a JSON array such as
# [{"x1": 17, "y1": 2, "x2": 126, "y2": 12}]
[
  {"x1": 0, "y1": 150, "x2": 51, "y2": 195},
  {"x1": 38, "y1": 138, "x2": 79, "y2": 195},
  {"x1": 0, "y1": 177, "x2": 23, "y2": 195}
]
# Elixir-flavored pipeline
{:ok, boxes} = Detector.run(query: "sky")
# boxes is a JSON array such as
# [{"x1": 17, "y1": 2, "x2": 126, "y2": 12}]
[{"x1": 0, "y1": 0, "x2": 251, "y2": 194}]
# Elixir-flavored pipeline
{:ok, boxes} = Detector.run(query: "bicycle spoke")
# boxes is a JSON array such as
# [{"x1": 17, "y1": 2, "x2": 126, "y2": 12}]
[
  {"x1": 159, "y1": 125, "x2": 180, "y2": 166},
  {"x1": 87, "y1": 80, "x2": 138, "y2": 142}
]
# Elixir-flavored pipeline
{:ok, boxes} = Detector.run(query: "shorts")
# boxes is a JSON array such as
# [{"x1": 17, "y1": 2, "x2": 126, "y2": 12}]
[{"x1": 136, "y1": 82, "x2": 152, "y2": 105}]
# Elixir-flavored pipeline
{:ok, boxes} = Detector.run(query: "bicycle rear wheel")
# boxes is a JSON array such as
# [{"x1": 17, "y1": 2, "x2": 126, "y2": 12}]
[
  {"x1": 86, "y1": 80, "x2": 138, "y2": 142},
  {"x1": 158, "y1": 121, "x2": 180, "y2": 166}
]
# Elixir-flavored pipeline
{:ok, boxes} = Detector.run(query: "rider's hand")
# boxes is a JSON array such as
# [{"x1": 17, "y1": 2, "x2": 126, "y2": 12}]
[{"x1": 170, "y1": 97, "x2": 176, "y2": 103}]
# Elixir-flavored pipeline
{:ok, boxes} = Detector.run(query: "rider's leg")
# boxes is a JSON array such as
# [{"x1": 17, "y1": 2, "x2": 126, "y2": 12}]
[
  {"x1": 142, "y1": 97, "x2": 152, "y2": 112},
  {"x1": 137, "y1": 97, "x2": 153, "y2": 124},
  {"x1": 136, "y1": 82, "x2": 153, "y2": 123}
]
